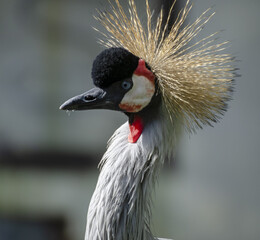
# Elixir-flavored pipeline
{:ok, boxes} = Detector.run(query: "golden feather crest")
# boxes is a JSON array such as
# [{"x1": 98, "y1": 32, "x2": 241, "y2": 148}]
[{"x1": 94, "y1": 0, "x2": 235, "y2": 131}]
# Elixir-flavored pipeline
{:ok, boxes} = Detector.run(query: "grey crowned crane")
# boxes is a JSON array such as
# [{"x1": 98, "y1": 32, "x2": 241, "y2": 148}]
[{"x1": 60, "y1": 0, "x2": 235, "y2": 239}]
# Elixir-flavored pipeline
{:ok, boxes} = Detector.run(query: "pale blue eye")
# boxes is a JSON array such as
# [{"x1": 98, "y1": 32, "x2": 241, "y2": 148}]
[{"x1": 121, "y1": 80, "x2": 132, "y2": 90}]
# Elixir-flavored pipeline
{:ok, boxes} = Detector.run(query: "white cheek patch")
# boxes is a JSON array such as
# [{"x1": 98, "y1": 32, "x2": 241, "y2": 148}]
[{"x1": 119, "y1": 74, "x2": 155, "y2": 112}]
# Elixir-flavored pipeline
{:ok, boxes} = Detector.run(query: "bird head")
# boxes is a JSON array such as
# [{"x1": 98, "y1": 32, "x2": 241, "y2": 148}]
[
  {"x1": 60, "y1": 47, "x2": 158, "y2": 115},
  {"x1": 60, "y1": 0, "x2": 236, "y2": 141}
]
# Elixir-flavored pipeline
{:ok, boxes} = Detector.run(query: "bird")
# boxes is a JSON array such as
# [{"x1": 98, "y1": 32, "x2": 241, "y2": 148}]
[{"x1": 60, "y1": 0, "x2": 235, "y2": 239}]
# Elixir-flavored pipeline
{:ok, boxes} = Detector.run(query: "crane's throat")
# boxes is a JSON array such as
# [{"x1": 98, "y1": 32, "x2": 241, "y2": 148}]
[{"x1": 128, "y1": 115, "x2": 143, "y2": 143}]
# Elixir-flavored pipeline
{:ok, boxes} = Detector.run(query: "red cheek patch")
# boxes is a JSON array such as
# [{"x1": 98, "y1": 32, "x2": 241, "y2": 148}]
[
  {"x1": 119, "y1": 103, "x2": 143, "y2": 112},
  {"x1": 128, "y1": 115, "x2": 144, "y2": 143},
  {"x1": 134, "y1": 59, "x2": 155, "y2": 82},
  {"x1": 124, "y1": 59, "x2": 154, "y2": 143}
]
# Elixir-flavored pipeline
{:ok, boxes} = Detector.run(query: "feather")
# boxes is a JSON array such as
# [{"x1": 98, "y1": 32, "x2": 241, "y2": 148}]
[
  {"x1": 94, "y1": 0, "x2": 235, "y2": 132},
  {"x1": 86, "y1": 107, "x2": 176, "y2": 239}
]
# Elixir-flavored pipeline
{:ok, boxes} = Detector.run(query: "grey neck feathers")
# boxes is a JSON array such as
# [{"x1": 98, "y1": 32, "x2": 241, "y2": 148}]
[{"x1": 85, "y1": 107, "x2": 176, "y2": 240}]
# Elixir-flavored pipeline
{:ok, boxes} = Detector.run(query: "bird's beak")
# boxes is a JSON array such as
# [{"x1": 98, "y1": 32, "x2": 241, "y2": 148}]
[{"x1": 59, "y1": 87, "x2": 119, "y2": 111}]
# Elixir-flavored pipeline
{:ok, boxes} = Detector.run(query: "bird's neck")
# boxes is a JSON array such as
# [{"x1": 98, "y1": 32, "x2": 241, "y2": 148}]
[
  {"x1": 85, "y1": 107, "x2": 176, "y2": 240},
  {"x1": 127, "y1": 90, "x2": 161, "y2": 143}
]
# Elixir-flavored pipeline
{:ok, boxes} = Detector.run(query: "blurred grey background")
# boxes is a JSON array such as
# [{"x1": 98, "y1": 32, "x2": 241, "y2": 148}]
[{"x1": 0, "y1": 0, "x2": 259, "y2": 240}]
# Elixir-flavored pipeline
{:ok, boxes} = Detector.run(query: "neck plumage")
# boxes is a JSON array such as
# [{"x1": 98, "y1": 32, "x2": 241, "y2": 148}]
[{"x1": 85, "y1": 107, "x2": 176, "y2": 240}]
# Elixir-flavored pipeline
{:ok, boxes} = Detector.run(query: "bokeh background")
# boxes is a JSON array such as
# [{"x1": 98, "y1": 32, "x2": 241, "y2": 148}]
[{"x1": 0, "y1": 0, "x2": 259, "y2": 240}]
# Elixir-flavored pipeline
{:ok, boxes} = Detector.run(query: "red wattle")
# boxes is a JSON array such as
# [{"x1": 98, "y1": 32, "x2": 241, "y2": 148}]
[{"x1": 128, "y1": 115, "x2": 144, "y2": 143}]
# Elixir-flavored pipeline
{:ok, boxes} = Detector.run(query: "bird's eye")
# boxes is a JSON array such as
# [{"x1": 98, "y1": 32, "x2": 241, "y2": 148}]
[{"x1": 121, "y1": 80, "x2": 132, "y2": 90}]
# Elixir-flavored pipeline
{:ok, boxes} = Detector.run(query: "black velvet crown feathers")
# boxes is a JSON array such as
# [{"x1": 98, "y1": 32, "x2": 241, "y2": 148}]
[{"x1": 91, "y1": 48, "x2": 139, "y2": 88}]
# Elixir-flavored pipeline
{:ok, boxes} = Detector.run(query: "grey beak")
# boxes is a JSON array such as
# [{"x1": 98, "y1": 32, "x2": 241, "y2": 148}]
[{"x1": 59, "y1": 87, "x2": 119, "y2": 111}]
